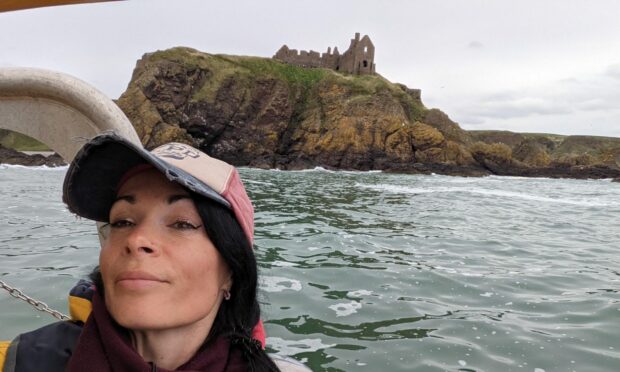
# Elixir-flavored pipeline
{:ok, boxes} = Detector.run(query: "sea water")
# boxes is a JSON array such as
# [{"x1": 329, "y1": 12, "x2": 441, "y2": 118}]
[{"x1": 0, "y1": 165, "x2": 618, "y2": 371}]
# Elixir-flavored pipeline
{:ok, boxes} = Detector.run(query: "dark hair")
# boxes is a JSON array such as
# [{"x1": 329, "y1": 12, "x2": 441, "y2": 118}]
[{"x1": 90, "y1": 194, "x2": 279, "y2": 372}]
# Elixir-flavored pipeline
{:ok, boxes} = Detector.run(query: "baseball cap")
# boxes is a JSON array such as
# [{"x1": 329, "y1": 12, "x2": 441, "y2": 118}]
[{"x1": 62, "y1": 133, "x2": 254, "y2": 244}]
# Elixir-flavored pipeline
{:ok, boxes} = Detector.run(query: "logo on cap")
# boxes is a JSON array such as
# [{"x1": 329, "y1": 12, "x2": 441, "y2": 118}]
[{"x1": 153, "y1": 144, "x2": 201, "y2": 160}]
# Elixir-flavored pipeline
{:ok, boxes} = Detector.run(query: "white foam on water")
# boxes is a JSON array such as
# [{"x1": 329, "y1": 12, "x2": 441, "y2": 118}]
[
  {"x1": 461, "y1": 272, "x2": 484, "y2": 277},
  {"x1": 267, "y1": 337, "x2": 335, "y2": 355},
  {"x1": 260, "y1": 276, "x2": 302, "y2": 292},
  {"x1": 488, "y1": 175, "x2": 537, "y2": 181},
  {"x1": 289, "y1": 167, "x2": 382, "y2": 174},
  {"x1": 355, "y1": 183, "x2": 614, "y2": 207},
  {"x1": 348, "y1": 289, "x2": 373, "y2": 297},
  {"x1": 433, "y1": 176, "x2": 501, "y2": 184},
  {"x1": 271, "y1": 260, "x2": 297, "y2": 267},
  {"x1": 329, "y1": 301, "x2": 362, "y2": 316},
  {"x1": 435, "y1": 265, "x2": 458, "y2": 274},
  {"x1": 341, "y1": 169, "x2": 382, "y2": 175},
  {"x1": 292, "y1": 166, "x2": 334, "y2": 173},
  {"x1": 242, "y1": 179, "x2": 274, "y2": 186}
]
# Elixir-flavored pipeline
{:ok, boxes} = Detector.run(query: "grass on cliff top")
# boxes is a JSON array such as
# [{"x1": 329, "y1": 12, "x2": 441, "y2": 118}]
[
  {"x1": 218, "y1": 55, "x2": 328, "y2": 90},
  {"x1": 0, "y1": 129, "x2": 50, "y2": 151},
  {"x1": 469, "y1": 130, "x2": 565, "y2": 146}
]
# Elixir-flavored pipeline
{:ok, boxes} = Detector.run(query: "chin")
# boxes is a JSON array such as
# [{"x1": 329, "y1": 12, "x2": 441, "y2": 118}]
[{"x1": 106, "y1": 297, "x2": 214, "y2": 332}]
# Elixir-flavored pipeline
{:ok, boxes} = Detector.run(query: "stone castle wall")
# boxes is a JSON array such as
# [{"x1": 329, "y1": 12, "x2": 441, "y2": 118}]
[{"x1": 274, "y1": 33, "x2": 376, "y2": 75}]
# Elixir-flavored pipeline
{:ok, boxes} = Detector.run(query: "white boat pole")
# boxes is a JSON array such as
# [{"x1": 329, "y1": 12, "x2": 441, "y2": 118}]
[{"x1": 0, "y1": 67, "x2": 140, "y2": 162}]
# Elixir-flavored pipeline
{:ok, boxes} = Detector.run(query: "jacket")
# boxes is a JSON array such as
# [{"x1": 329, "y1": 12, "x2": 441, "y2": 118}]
[{"x1": 0, "y1": 281, "x2": 270, "y2": 372}]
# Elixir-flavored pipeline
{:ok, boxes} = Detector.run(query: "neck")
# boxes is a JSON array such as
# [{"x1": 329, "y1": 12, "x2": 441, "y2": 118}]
[{"x1": 130, "y1": 316, "x2": 215, "y2": 370}]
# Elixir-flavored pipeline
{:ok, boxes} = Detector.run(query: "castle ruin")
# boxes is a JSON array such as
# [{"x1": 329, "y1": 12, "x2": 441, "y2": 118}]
[{"x1": 273, "y1": 33, "x2": 376, "y2": 75}]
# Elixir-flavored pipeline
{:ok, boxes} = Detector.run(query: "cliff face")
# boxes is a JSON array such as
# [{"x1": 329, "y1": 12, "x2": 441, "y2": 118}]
[{"x1": 115, "y1": 47, "x2": 620, "y2": 179}]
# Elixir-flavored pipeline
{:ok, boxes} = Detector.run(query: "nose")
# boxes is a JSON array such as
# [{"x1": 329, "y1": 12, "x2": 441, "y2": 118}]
[{"x1": 124, "y1": 222, "x2": 160, "y2": 257}]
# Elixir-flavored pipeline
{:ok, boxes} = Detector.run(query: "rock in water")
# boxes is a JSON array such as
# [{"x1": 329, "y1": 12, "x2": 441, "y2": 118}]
[{"x1": 0, "y1": 145, "x2": 66, "y2": 167}]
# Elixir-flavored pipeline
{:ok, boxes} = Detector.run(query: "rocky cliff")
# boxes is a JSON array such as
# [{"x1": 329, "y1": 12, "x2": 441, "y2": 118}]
[{"x1": 115, "y1": 47, "x2": 620, "y2": 179}]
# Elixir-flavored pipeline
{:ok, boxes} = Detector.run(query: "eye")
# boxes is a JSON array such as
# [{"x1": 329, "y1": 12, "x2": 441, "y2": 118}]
[
  {"x1": 110, "y1": 219, "x2": 135, "y2": 228},
  {"x1": 170, "y1": 220, "x2": 201, "y2": 230}
]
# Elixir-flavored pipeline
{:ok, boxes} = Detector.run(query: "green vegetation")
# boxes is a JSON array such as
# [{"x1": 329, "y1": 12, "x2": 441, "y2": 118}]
[
  {"x1": 521, "y1": 132, "x2": 567, "y2": 140},
  {"x1": 220, "y1": 55, "x2": 327, "y2": 91},
  {"x1": 0, "y1": 129, "x2": 50, "y2": 151}
]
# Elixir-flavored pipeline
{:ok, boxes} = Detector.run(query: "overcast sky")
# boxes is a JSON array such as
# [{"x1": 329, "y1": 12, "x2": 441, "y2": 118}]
[{"x1": 1, "y1": 0, "x2": 619, "y2": 137}]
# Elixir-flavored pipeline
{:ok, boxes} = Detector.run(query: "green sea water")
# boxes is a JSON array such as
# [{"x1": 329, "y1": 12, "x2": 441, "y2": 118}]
[{"x1": 0, "y1": 165, "x2": 619, "y2": 371}]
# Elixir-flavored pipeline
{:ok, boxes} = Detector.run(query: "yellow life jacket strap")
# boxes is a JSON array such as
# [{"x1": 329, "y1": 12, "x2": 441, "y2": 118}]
[
  {"x1": 0, "y1": 340, "x2": 10, "y2": 370},
  {"x1": 68, "y1": 295, "x2": 92, "y2": 323}
]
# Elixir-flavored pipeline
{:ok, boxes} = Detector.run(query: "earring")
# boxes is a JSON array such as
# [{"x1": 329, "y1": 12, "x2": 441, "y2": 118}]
[{"x1": 223, "y1": 289, "x2": 231, "y2": 300}]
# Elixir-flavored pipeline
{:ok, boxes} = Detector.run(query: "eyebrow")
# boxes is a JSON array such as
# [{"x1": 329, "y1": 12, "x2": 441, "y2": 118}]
[
  {"x1": 112, "y1": 195, "x2": 135, "y2": 205},
  {"x1": 111, "y1": 194, "x2": 191, "y2": 207}
]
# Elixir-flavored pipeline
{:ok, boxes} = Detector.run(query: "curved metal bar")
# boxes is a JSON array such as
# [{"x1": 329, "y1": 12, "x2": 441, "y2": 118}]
[{"x1": 0, "y1": 67, "x2": 140, "y2": 162}]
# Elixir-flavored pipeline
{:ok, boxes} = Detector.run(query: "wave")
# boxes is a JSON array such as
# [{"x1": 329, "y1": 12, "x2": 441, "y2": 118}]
[
  {"x1": 242, "y1": 179, "x2": 274, "y2": 186},
  {"x1": 355, "y1": 183, "x2": 615, "y2": 207},
  {"x1": 260, "y1": 276, "x2": 302, "y2": 293},
  {"x1": 289, "y1": 167, "x2": 382, "y2": 174},
  {"x1": 266, "y1": 337, "x2": 335, "y2": 356},
  {"x1": 243, "y1": 166, "x2": 383, "y2": 174}
]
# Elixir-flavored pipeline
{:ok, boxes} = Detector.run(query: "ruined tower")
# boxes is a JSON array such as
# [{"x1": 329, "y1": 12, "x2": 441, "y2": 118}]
[{"x1": 338, "y1": 33, "x2": 375, "y2": 75}]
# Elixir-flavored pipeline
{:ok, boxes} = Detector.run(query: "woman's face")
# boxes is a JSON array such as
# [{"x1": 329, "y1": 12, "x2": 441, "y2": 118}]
[{"x1": 99, "y1": 168, "x2": 231, "y2": 331}]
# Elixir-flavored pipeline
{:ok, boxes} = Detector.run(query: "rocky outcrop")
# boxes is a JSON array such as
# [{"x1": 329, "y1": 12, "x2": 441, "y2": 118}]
[
  {"x1": 0, "y1": 145, "x2": 65, "y2": 167},
  {"x1": 115, "y1": 47, "x2": 620, "y2": 179},
  {"x1": 470, "y1": 131, "x2": 620, "y2": 177}
]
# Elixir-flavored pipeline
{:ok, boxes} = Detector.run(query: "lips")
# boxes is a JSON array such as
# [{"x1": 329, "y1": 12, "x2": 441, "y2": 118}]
[{"x1": 116, "y1": 270, "x2": 168, "y2": 290}]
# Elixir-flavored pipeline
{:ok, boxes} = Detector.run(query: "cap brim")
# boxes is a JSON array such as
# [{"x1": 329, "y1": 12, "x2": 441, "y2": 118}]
[{"x1": 63, "y1": 133, "x2": 230, "y2": 222}]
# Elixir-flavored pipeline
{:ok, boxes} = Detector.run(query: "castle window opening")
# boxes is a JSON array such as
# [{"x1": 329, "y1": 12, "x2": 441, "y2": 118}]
[
  {"x1": 363, "y1": 60, "x2": 368, "y2": 67},
  {"x1": 364, "y1": 46, "x2": 368, "y2": 53}
]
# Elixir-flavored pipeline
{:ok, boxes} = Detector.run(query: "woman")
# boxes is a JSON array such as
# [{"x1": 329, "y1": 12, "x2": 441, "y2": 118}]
[{"x1": 1, "y1": 133, "x2": 280, "y2": 371}]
